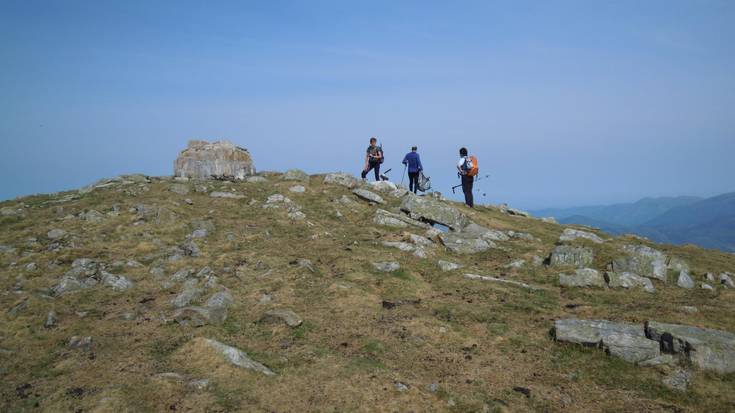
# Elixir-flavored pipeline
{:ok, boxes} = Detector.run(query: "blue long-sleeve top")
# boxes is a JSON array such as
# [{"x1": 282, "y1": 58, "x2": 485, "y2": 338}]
[{"x1": 402, "y1": 151, "x2": 423, "y2": 173}]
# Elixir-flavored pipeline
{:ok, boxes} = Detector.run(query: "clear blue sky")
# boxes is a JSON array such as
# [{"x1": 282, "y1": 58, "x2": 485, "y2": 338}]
[{"x1": 1, "y1": 0, "x2": 734, "y2": 209}]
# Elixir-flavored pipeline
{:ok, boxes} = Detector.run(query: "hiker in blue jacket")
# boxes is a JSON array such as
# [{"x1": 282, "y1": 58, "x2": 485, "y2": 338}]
[{"x1": 402, "y1": 146, "x2": 423, "y2": 193}]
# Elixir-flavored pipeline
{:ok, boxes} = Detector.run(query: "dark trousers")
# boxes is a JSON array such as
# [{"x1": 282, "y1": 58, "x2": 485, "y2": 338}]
[
  {"x1": 362, "y1": 161, "x2": 381, "y2": 181},
  {"x1": 408, "y1": 172, "x2": 419, "y2": 193},
  {"x1": 461, "y1": 175, "x2": 474, "y2": 207}
]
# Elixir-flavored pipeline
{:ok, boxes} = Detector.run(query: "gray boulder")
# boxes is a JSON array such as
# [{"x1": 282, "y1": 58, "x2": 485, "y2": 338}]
[
  {"x1": 559, "y1": 268, "x2": 605, "y2": 288},
  {"x1": 352, "y1": 188, "x2": 385, "y2": 204},
  {"x1": 369, "y1": 181, "x2": 398, "y2": 193},
  {"x1": 662, "y1": 368, "x2": 691, "y2": 392},
  {"x1": 372, "y1": 262, "x2": 400, "y2": 272},
  {"x1": 171, "y1": 279, "x2": 203, "y2": 308},
  {"x1": 437, "y1": 260, "x2": 462, "y2": 272},
  {"x1": 173, "y1": 306, "x2": 227, "y2": 326},
  {"x1": 677, "y1": 270, "x2": 694, "y2": 289},
  {"x1": 323, "y1": 172, "x2": 358, "y2": 189},
  {"x1": 206, "y1": 291, "x2": 234, "y2": 309},
  {"x1": 400, "y1": 194, "x2": 470, "y2": 231},
  {"x1": 261, "y1": 309, "x2": 303, "y2": 327},
  {"x1": 282, "y1": 169, "x2": 309, "y2": 182},
  {"x1": 559, "y1": 228, "x2": 604, "y2": 244},
  {"x1": 101, "y1": 272, "x2": 134, "y2": 291},
  {"x1": 373, "y1": 209, "x2": 429, "y2": 229},
  {"x1": 645, "y1": 321, "x2": 735, "y2": 374},
  {"x1": 170, "y1": 183, "x2": 190, "y2": 195},
  {"x1": 549, "y1": 245, "x2": 594, "y2": 268},
  {"x1": 461, "y1": 223, "x2": 510, "y2": 241},
  {"x1": 439, "y1": 232, "x2": 494, "y2": 254},
  {"x1": 288, "y1": 185, "x2": 306, "y2": 193},
  {"x1": 196, "y1": 338, "x2": 274, "y2": 376},
  {"x1": 612, "y1": 245, "x2": 667, "y2": 281},
  {"x1": 47, "y1": 229, "x2": 67, "y2": 240},
  {"x1": 720, "y1": 272, "x2": 735, "y2": 288},
  {"x1": 246, "y1": 176, "x2": 268, "y2": 183},
  {"x1": 605, "y1": 272, "x2": 655, "y2": 293},
  {"x1": 174, "y1": 140, "x2": 255, "y2": 180},
  {"x1": 553, "y1": 319, "x2": 660, "y2": 364}
]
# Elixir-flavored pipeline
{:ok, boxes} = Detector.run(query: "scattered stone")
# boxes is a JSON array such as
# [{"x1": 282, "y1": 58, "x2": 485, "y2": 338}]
[
  {"x1": 261, "y1": 309, "x2": 303, "y2": 327},
  {"x1": 174, "y1": 140, "x2": 255, "y2": 180},
  {"x1": 540, "y1": 217, "x2": 557, "y2": 224},
  {"x1": 194, "y1": 338, "x2": 274, "y2": 375},
  {"x1": 372, "y1": 262, "x2": 400, "y2": 272},
  {"x1": 51, "y1": 276, "x2": 84, "y2": 296},
  {"x1": 25, "y1": 262, "x2": 37, "y2": 272},
  {"x1": 559, "y1": 268, "x2": 606, "y2": 288},
  {"x1": 532, "y1": 255, "x2": 544, "y2": 266},
  {"x1": 323, "y1": 172, "x2": 358, "y2": 189},
  {"x1": 44, "y1": 311, "x2": 57, "y2": 328},
  {"x1": 701, "y1": 283, "x2": 714, "y2": 291},
  {"x1": 553, "y1": 319, "x2": 660, "y2": 364},
  {"x1": 662, "y1": 368, "x2": 692, "y2": 392},
  {"x1": 605, "y1": 272, "x2": 656, "y2": 293},
  {"x1": 288, "y1": 185, "x2": 306, "y2": 193},
  {"x1": 394, "y1": 382, "x2": 409, "y2": 392},
  {"x1": 498, "y1": 204, "x2": 530, "y2": 217},
  {"x1": 101, "y1": 272, "x2": 134, "y2": 291},
  {"x1": 704, "y1": 272, "x2": 716, "y2": 282},
  {"x1": 465, "y1": 274, "x2": 540, "y2": 290},
  {"x1": 352, "y1": 188, "x2": 385, "y2": 204},
  {"x1": 400, "y1": 194, "x2": 470, "y2": 230},
  {"x1": 504, "y1": 259, "x2": 525, "y2": 269},
  {"x1": 191, "y1": 229, "x2": 208, "y2": 238},
  {"x1": 243, "y1": 176, "x2": 265, "y2": 184},
  {"x1": 668, "y1": 257, "x2": 690, "y2": 273},
  {"x1": 206, "y1": 291, "x2": 234, "y2": 309},
  {"x1": 720, "y1": 273, "x2": 735, "y2": 288},
  {"x1": 638, "y1": 354, "x2": 676, "y2": 367},
  {"x1": 681, "y1": 306, "x2": 699, "y2": 314},
  {"x1": 288, "y1": 210, "x2": 306, "y2": 220},
  {"x1": 461, "y1": 223, "x2": 510, "y2": 241},
  {"x1": 549, "y1": 245, "x2": 593, "y2": 268},
  {"x1": 184, "y1": 198, "x2": 193, "y2": 205},
  {"x1": 173, "y1": 306, "x2": 227, "y2": 326},
  {"x1": 79, "y1": 209, "x2": 106, "y2": 223},
  {"x1": 677, "y1": 270, "x2": 694, "y2": 289},
  {"x1": 559, "y1": 228, "x2": 604, "y2": 244},
  {"x1": 613, "y1": 245, "x2": 667, "y2": 281},
  {"x1": 369, "y1": 181, "x2": 398, "y2": 193},
  {"x1": 170, "y1": 183, "x2": 190, "y2": 195},
  {"x1": 210, "y1": 192, "x2": 245, "y2": 199},
  {"x1": 645, "y1": 321, "x2": 735, "y2": 374},
  {"x1": 281, "y1": 169, "x2": 309, "y2": 182},
  {"x1": 181, "y1": 240, "x2": 201, "y2": 257},
  {"x1": 382, "y1": 241, "x2": 416, "y2": 253},
  {"x1": 68, "y1": 336, "x2": 93, "y2": 351},
  {"x1": 188, "y1": 379, "x2": 211, "y2": 391},
  {"x1": 437, "y1": 260, "x2": 462, "y2": 272},
  {"x1": 505, "y1": 230, "x2": 537, "y2": 241},
  {"x1": 47, "y1": 229, "x2": 67, "y2": 240},
  {"x1": 171, "y1": 279, "x2": 203, "y2": 308},
  {"x1": 439, "y1": 232, "x2": 493, "y2": 254}
]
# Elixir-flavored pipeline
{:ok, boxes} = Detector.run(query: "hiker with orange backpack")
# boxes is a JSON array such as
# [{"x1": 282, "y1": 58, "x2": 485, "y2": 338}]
[{"x1": 457, "y1": 147, "x2": 478, "y2": 207}]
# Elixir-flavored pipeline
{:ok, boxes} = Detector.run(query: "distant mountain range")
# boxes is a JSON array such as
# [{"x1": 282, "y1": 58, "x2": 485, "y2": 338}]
[{"x1": 531, "y1": 193, "x2": 735, "y2": 252}]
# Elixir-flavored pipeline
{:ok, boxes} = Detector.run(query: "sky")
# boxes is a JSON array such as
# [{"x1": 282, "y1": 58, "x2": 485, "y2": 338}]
[{"x1": 1, "y1": 0, "x2": 734, "y2": 209}]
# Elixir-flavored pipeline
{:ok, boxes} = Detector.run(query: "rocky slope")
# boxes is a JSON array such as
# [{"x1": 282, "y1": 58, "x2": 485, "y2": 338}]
[{"x1": 1, "y1": 171, "x2": 734, "y2": 412}]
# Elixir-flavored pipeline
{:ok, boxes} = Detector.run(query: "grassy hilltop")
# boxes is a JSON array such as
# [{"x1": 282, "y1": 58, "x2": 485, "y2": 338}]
[{"x1": 1, "y1": 172, "x2": 734, "y2": 412}]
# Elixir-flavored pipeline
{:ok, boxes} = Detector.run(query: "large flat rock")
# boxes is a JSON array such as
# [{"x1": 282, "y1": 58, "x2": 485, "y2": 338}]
[
  {"x1": 553, "y1": 319, "x2": 660, "y2": 364},
  {"x1": 613, "y1": 245, "x2": 668, "y2": 281},
  {"x1": 439, "y1": 233, "x2": 494, "y2": 254},
  {"x1": 549, "y1": 245, "x2": 594, "y2": 268},
  {"x1": 400, "y1": 194, "x2": 470, "y2": 231},
  {"x1": 645, "y1": 321, "x2": 735, "y2": 374}
]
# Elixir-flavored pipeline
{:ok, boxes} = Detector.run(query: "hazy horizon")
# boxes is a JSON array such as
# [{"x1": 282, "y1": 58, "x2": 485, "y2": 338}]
[{"x1": 2, "y1": 1, "x2": 734, "y2": 210}]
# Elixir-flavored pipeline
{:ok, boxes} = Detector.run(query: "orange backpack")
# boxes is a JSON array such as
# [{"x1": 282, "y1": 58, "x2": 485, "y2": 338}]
[{"x1": 465, "y1": 155, "x2": 479, "y2": 177}]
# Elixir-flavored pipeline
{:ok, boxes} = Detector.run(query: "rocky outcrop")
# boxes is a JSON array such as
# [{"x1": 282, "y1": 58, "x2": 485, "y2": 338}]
[
  {"x1": 605, "y1": 272, "x2": 656, "y2": 293},
  {"x1": 192, "y1": 338, "x2": 274, "y2": 376},
  {"x1": 439, "y1": 232, "x2": 494, "y2": 254},
  {"x1": 559, "y1": 268, "x2": 606, "y2": 288},
  {"x1": 553, "y1": 319, "x2": 660, "y2": 363},
  {"x1": 612, "y1": 245, "x2": 667, "y2": 281},
  {"x1": 645, "y1": 321, "x2": 735, "y2": 374},
  {"x1": 549, "y1": 245, "x2": 594, "y2": 268},
  {"x1": 400, "y1": 194, "x2": 470, "y2": 231},
  {"x1": 352, "y1": 189, "x2": 385, "y2": 204},
  {"x1": 174, "y1": 140, "x2": 255, "y2": 180},
  {"x1": 323, "y1": 172, "x2": 358, "y2": 189},
  {"x1": 559, "y1": 228, "x2": 604, "y2": 244},
  {"x1": 373, "y1": 209, "x2": 430, "y2": 229}
]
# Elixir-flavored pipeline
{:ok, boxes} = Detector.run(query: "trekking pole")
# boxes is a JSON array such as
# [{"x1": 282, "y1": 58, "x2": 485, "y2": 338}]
[{"x1": 400, "y1": 164, "x2": 407, "y2": 186}]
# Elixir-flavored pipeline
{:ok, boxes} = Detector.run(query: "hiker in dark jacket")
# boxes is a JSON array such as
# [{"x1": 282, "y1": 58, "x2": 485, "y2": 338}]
[
  {"x1": 457, "y1": 147, "x2": 474, "y2": 207},
  {"x1": 361, "y1": 137, "x2": 383, "y2": 181},
  {"x1": 402, "y1": 146, "x2": 423, "y2": 193}
]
